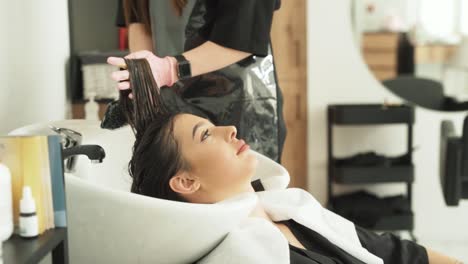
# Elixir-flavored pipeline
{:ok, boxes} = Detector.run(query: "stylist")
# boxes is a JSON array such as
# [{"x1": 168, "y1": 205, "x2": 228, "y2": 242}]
[{"x1": 108, "y1": 0, "x2": 286, "y2": 162}]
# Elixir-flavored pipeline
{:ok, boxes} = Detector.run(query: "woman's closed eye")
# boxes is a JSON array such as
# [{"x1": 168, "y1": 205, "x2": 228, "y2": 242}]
[{"x1": 201, "y1": 129, "x2": 211, "y2": 142}]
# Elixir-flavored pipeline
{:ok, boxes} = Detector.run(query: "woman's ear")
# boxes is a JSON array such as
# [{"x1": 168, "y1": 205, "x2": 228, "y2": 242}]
[{"x1": 169, "y1": 172, "x2": 200, "y2": 195}]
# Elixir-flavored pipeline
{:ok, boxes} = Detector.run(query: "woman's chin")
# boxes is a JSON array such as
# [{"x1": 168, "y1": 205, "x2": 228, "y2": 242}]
[{"x1": 245, "y1": 150, "x2": 258, "y2": 165}]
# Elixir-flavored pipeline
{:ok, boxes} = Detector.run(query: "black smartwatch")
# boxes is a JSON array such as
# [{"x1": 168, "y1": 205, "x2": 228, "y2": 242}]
[{"x1": 174, "y1": 55, "x2": 192, "y2": 80}]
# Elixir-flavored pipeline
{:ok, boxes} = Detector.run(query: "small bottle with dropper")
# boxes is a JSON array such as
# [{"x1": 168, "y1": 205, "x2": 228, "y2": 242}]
[{"x1": 19, "y1": 186, "x2": 39, "y2": 239}]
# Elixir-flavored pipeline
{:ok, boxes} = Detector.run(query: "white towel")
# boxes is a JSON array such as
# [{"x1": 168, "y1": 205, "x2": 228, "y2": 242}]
[
  {"x1": 258, "y1": 188, "x2": 383, "y2": 264},
  {"x1": 198, "y1": 151, "x2": 383, "y2": 264}
]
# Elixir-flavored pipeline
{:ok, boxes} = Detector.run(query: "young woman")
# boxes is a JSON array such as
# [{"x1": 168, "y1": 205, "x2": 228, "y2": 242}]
[{"x1": 106, "y1": 58, "x2": 462, "y2": 264}]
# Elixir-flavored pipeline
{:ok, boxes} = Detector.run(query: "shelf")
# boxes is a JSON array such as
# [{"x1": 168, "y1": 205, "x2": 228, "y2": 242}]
[
  {"x1": 373, "y1": 213, "x2": 414, "y2": 231},
  {"x1": 331, "y1": 194, "x2": 414, "y2": 231},
  {"x1": 332, "y1": 164, "x2": 414, "y2": 184},
  {"x1": 328, "y1": 104, "x2": 414, "y2": 125},
  {"x1": 3, "y1": 228, "x2": 68, "y2": 264},
  {"x1": 327, "y1": 103, "x2": 415, "y2": 233},
  {"x1": 335, "y1": 211, "x2": 414, "y2": 231}
]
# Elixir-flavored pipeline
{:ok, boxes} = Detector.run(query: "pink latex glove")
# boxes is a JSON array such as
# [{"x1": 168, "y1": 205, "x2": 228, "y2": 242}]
[{"x1": 107, "y1": 50, "x2": 177, "y2": 92}]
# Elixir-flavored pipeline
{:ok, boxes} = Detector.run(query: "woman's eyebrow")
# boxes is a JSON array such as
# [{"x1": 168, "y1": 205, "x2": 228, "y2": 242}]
[{"x1": 192, "y1": 121, "x2": 205, "y2": 140}]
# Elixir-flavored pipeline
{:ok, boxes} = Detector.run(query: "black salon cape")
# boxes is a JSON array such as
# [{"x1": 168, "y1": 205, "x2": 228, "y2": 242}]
[{"x1": 285, "y1": 220, "x2": 428, "y2": 264}]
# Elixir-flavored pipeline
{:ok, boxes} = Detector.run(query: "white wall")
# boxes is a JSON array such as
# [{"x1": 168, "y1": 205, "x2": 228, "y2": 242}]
[
  {"x1": 307, "y1": 0, "x2": 468, "y2": 247},
  {"x1": 0, "y1": 0, "x2": 9, "y2": 129},
  {"x1": 0, "y1": 0, "x2": 69, "y2": 135}
]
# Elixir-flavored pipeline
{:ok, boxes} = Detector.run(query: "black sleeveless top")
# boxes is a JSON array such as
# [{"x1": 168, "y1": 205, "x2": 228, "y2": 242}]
[{"x1": 284, "y1": 220, "x2": 428, "y2": 264}]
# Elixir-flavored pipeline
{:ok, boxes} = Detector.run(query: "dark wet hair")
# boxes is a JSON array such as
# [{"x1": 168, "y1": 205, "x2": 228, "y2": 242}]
[{"x1": 122, "y1": 59, "x2": 189, "y2": 202}]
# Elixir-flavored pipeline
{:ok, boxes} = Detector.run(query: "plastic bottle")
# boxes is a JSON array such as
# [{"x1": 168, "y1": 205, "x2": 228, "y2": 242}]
[
  {"x1": 0, "y1": 162, "x2": 13, "y2": 242},
  {"x1": 19, "y1": 186, "x2": 39, "y2": 238},
  {"x1": 85, "y1": 93, "x2": 99, "y2": 121}
]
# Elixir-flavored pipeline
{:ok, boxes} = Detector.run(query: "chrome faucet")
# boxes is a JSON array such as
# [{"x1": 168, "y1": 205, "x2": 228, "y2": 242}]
[
  {"x1": 49, "y1": 125, "x2": 106, "y2": 172},
  {"x1": 62, "y1": 144, "x2": 106, "y2": 164},
  {"x1": 49, "y1": 125, "x2": 83, "y2": 172}
]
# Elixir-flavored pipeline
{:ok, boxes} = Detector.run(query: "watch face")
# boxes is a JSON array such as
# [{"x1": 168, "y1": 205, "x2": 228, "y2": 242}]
[{"x1": 178, "y1": 61, "x2": 192, "y2": 79}]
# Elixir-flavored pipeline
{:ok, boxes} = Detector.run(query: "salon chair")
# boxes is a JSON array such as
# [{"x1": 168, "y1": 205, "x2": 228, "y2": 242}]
[
  {"x1": 440, "y1": 116, "x2": 468, "y2": 206},
  {"x1": 10, "y1": 120, "x2": 289, "y2": 263}
]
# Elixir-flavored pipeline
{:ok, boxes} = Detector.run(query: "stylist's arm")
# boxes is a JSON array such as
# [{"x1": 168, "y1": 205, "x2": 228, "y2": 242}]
[{"x1": 107, "y1": 41, "x2": 251, "y2": 93}]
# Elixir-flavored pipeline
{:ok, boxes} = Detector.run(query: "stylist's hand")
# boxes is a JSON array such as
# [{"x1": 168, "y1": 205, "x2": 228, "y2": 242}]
[{"x1": 107, "y1": 50, "x2": 177, "y2": 92}]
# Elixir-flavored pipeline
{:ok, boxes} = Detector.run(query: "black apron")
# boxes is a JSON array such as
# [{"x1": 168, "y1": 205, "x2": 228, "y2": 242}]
[{"x1": 284, "y1": 220, "x2": 428, "y2": 264}]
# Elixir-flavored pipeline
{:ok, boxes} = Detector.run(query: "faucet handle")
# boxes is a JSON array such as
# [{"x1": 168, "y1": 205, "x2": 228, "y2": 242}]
[
  {"x1": 49, "y1": 125, "x2": 82, "y2": 138},
  {"x1": 49, "y1": 125, "x2": 70, "y2": 147},
  {"x1": 49, "y1": 125, "x2": 82, "y2": 148}
]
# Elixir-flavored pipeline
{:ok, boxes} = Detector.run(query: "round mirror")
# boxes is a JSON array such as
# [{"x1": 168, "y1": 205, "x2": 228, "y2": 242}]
[{"x1": 351, "y1": 0, "x2": 468, "y2": 111}]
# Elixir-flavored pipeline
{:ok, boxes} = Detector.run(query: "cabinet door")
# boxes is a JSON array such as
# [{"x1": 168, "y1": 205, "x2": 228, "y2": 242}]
[{"x1": 271, "y1": 0, "x2": 308, "y2": 189}]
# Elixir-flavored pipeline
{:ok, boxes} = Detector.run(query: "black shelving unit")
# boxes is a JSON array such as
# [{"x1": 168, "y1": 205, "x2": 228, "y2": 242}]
[
  {"x1": 327, "y1": 104, "x2": 416, "y2": 239},
  {"x1": 3, "y1": 228, "x2": 68, "y2": 264}
]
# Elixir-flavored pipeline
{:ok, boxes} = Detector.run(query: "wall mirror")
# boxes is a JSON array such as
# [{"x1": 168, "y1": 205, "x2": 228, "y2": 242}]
[{"x1": 352, "y1": 0, "x2": 468, "y2": 111}]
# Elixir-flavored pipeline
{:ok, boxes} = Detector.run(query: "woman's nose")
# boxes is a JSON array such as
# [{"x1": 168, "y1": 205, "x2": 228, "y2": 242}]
[{"x1": 225, "y1": 126, "x2": 237, "y2": 141}]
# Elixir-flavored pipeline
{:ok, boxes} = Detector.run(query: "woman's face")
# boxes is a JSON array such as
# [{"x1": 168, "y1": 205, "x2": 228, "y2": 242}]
[{"x1": 171, "y1": 114, "x2": 258, "y2": 203}]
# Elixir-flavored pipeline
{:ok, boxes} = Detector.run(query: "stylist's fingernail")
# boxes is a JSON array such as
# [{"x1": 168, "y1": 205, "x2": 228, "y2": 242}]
[
  {"x1": 118, "y1": 82, "x2": 130, "y2": 90},
  {"x1": 111, "y1": 71, "x2": 120, "y2": 81}
]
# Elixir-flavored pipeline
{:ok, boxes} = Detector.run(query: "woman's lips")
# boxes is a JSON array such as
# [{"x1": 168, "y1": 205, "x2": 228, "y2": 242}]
[{"x1": 237, "y1": 140, "x2": 250, "y2": 155}]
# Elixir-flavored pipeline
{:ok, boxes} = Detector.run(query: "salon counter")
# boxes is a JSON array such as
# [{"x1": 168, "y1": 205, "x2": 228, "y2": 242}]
[{"x1": 2, "y1": 228, "x2": 68, "y2": 264}]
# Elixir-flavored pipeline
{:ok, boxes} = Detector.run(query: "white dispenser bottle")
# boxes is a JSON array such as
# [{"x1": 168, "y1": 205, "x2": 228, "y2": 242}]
[
  {"x1": 0, "y1": 162, "x2": 13, "y2": 242},
  {"x1": 85, "y1": 93, "x2": 99, "y2": 121},
  {"x1": 19, "y1": 186, "x2": 39, "y2": 238}
]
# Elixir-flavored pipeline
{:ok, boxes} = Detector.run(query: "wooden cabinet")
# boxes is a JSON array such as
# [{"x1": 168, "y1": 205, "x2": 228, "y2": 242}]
[
  {"x1": 71, "y1": 101, "x2": 108, "y2": 120},
  {"x1": 361, "y1": 32, "x2": 400, "y2": 80},
  {"x1": 361, "y1": 32, "x2": 458, "y2": 81},
  {"x1": 271, "y1": 0, "x2": 308, "y2": 189},
  {"x1": 415, "y1": 44, "x2": 457, "y2": 64}
]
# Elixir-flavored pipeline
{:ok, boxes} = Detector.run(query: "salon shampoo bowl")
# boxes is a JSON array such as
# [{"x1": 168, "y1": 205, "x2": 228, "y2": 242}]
[{"x1": 9, "y1": 120, "x2": 269, "y2": 263}]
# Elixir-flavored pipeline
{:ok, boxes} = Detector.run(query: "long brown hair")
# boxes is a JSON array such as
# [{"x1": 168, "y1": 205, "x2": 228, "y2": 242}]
[
  {"x1": 122, "y1": 59, "x2": 189, "y2": 201},
  {"x1": 123, "y1": 0, "x2": 188, "y2": 34}
]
